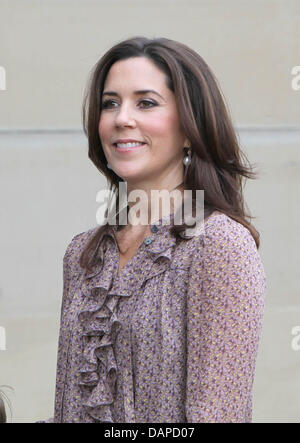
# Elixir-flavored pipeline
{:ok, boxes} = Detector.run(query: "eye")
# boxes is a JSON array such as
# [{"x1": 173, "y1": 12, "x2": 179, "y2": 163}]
[
  {"x1": 101, "y1": 99, "x2": 117, "y2": 109},
  {"x1": 139, "y1": 99, "x2": 157, "y2": 108},
  {"x1": 101, "y1": 99, "x2": 157, "y2": 109}
]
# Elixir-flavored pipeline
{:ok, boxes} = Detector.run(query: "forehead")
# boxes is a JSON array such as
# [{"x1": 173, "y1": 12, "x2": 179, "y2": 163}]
[{"x1": 103, "y1": 57, "x2": 169, "y2": 92}]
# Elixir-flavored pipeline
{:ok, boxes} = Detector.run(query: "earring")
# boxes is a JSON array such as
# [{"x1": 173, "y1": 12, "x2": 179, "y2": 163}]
[
  {"x1": 107, "y1": 163, "x2": 112, "y2": 170},
  {"x1": 183, "y1": 146, "x2": 192, "y2": 166}
]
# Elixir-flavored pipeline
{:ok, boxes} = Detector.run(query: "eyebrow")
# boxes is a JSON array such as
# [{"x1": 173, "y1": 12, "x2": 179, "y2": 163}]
[{"x1": 102, "y1": 89, "x2": 165, "y2": 100}]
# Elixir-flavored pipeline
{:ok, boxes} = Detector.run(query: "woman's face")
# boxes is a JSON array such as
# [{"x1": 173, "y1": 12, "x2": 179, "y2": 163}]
[{"x1": 98, "y1": 56, "x2": 189, "y2": 190}]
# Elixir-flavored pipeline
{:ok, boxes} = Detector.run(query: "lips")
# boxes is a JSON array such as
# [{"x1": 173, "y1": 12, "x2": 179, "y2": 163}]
[
  {"x1": 113, "y1": 142, "x2": 146, "y2": 153},
  {"x1": 113, "y1": 141, "x2": 146, "y2": 146}
]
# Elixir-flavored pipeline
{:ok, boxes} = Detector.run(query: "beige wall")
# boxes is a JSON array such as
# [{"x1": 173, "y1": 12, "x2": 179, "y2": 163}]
[{"x1": 0, "y1": 0, "x2": 299, "y2": 423}]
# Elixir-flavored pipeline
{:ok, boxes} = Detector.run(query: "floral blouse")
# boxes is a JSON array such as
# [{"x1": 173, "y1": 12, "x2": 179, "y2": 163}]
[{"x1": 39, "y1": 211, "x2": 266, "y2": 423}]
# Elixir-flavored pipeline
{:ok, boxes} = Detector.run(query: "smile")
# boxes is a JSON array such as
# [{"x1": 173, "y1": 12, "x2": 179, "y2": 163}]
[{"x1": 113, "y1": 142, "x2": 146, "y2": 153}]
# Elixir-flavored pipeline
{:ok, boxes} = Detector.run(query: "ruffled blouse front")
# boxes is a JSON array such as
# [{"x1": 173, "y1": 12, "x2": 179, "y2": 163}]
[{"x1": 48, "y1": 211, "x2": 266, "y2": 423}]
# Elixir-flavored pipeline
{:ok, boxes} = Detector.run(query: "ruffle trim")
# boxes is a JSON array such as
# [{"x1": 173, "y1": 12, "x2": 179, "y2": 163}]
[
  {"x1": 77, "y1": 282, "x2": 129, "y2": 422},
  {"x1": 76, "y1": 220, "x2": 179, "y2": 422}
]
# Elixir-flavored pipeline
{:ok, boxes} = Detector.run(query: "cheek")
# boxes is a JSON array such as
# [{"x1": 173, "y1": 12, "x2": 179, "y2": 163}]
[
  {"x1": 145, "y1": 113, "x2": 176, "y2": 138},
  {"x1": 98, "y1": 115, "x2": 111, "y2": 140}
]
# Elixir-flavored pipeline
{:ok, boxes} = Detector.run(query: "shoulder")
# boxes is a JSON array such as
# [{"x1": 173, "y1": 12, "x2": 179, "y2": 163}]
[
  {"x1": 189, "y1": 210, "x2": 256, "y2": 250},
  {"x1": 204, "y1": 211, "x2": 256, "y2": 249},
  {"x1": 185, "y1": 211, "x2": 262, "y2": 270},
  {"x1": 63, "y1": 225, "x2": 99, "y2": 272},
  {"x1": 174, "y1": 211, "x2": 257, "y2": 269},
  {"x1": 187, "y1": 212, "x2": 266, "y2": 294}
]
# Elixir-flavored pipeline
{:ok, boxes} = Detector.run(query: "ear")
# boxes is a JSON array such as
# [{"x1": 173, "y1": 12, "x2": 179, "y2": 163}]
[{"x1": 183, "y1": 138, "x2": 191, "y2": 148}]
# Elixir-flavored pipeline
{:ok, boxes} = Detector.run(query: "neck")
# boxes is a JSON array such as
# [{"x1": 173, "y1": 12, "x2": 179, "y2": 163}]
[{"x1": 123, "y1": 180, "x2": 184, "y2": 227}]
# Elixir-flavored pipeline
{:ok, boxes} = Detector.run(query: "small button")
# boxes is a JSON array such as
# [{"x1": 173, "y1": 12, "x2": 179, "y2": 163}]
[
  {"x1": 151, "y1": 225, "x2": 159, "y2": 233},
  {"x1": 144, "y1": 237, "x2": 153, "y2": 245}
]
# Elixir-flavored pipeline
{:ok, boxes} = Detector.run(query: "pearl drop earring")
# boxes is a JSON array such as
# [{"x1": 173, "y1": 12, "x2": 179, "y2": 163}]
[{"x1": 183, "y1": 146, "x2": 192, "y2": 166}]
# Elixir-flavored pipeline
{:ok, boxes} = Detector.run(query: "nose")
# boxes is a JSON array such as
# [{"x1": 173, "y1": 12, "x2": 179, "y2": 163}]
[{"x1": 114, "y1": 102, "x2": 136, "y2": 127}]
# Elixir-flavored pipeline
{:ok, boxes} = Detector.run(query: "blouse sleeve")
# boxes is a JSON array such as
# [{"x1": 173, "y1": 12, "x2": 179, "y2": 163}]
[
  {"x1": 185, "y1": 219, "x2": 266, "y2": 423},
  {"x1": 36, "y1": 233, "x2": 82, "y2": 423}
]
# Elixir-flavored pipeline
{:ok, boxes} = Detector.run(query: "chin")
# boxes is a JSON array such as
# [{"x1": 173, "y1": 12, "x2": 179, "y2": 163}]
[{"x1": 114, "y1": 166, "x2": 146, "y2": 182}]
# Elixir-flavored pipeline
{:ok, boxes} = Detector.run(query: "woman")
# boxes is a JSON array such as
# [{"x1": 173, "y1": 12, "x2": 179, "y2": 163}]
[{"x1": 40, "y1": 36, "x2": 266, "y2": 423}]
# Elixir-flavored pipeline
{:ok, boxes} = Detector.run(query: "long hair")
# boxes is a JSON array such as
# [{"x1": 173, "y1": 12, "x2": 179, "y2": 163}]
[
  {"x1": 0, "y1": 394, "x2": 6, "y2": 423},
  {"x1": 80, "y1": 36, "x2": 260, "y2": 273},
  {"x1": 0, "y1": 386, "x2": 13, "y2": 423}
]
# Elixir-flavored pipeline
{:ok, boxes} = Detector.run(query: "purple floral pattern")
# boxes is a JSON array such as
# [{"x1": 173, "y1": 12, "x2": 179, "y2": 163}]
[{"x1": 41, "y1": 211, "x2": 266, "y2": 423}]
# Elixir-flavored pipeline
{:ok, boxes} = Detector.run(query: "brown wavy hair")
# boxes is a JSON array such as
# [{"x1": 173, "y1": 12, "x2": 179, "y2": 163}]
[
  {"x1": 80, "y1": 36, "x2": 261, "y2": 273},
  {"x1": 0, "y1": 394, "x2": 6, "y2": 423},
  {"x1": 0, "y1": 386, "x2": 13, "y2": 423}
]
